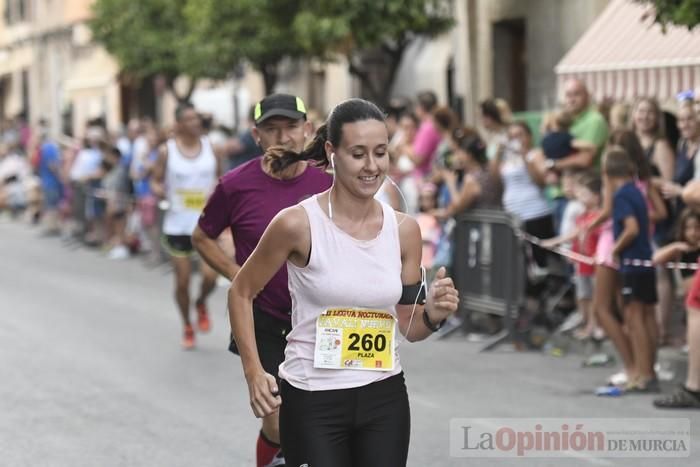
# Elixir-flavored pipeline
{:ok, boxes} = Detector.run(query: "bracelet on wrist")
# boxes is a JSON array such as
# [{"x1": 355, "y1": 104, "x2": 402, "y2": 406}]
[{"x1": 422, "y1": 308, "x2": 446, "y2": 332}]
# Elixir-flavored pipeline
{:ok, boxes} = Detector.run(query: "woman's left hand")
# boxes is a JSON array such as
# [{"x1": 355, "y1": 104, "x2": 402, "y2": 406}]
[{"x1": 425, "y1": 267, "x2": 459, "y2": 322}]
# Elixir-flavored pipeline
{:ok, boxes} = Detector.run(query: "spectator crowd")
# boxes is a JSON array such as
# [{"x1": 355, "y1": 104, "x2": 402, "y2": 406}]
[{"x1": 3, "y1": 77, "x2": 700, "y2": 409}]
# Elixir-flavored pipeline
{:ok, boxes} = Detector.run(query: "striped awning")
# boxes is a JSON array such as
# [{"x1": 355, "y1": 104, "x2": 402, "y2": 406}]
[{"x1": 556, "y1": 0, "x2": 700, "y2": 102}]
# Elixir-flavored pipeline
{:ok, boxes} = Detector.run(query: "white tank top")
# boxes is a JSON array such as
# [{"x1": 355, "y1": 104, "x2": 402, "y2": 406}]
[
  {"x1": 162, "y1": 137, "x2": 217, "y2": 235},
  {"x1": 501, "y1": 151, "x2": 551, "y2": 221},
  {"x1": 279, "y1": 195, "x2": 403, "y2": 391}
]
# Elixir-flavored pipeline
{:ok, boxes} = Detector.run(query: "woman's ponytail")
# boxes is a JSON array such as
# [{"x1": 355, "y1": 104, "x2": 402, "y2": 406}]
[
  {"x1": 269, "y1": 98, "x2": 387, "y2": 173},
  {"x1": 269, "y1": 123, "x2": 330, "y2": 174}
]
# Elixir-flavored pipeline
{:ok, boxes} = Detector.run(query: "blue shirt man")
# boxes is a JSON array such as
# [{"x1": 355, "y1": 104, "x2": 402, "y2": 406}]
[{"x1": 38, "y1": 141, "x2": 63, "y2": 208}]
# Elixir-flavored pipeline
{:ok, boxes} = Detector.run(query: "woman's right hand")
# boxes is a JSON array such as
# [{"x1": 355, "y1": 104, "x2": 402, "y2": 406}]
[{"x1": 246, "y1": 371, "x2": 281, "y2": 418}]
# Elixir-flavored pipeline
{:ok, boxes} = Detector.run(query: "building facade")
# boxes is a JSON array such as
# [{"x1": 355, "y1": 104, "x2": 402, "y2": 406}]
[
  {"x1": 1, "y1": 0, "x2": 614, "y2": 137},
  {"x1": 0, "y1": 0, "x2": 124, "y2": 138}
]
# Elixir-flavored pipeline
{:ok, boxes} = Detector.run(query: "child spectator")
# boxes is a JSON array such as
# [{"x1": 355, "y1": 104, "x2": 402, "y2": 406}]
[
  {"x1": 415, "y1": 183, "x2": 442, "y2": 274},
  {"x1": 541, "y1": 110, "x2": 575, "y2": 162},
  {"x1": 131, "y1": 127, "x2": 163, "y2": 263},
  {"x1": 653, "y1": 208, "x2": 700, "y2": 295},
  {"x1": 102, "y1": 146, "x2": 131, "y2": 259},
  {"x1": 557, "y1": 169, "x2": 585, "y2": 241},
  {"x1": 541, "y1": 110, "x2": 596, "y2": 232},
  {"x1": 609, "y1": 129, "x2": 670, "y2": 345},
  {"x1": 605, "y1": 146, "x2": 658, "y2": 393},
  {"x1": 543, "y1": 173, "x2": 603, "y2": 339}
]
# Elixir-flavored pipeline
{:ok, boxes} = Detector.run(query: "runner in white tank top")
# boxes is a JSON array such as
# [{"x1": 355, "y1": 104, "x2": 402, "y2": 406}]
[
  {"x1": 228, "y1": 99, "x2": 459, "y2": 467},
  {"x1": 162, "y1": 136, "x2": 217, "y2": 236},
  {"x1": 151, "y1": 103, "x2": 222, "y2": 350}
]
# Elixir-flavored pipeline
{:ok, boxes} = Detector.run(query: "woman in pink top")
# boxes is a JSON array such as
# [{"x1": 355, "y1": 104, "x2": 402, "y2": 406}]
[{"x1": 228, "y1": 99, "x2": 459, "y2": 467}]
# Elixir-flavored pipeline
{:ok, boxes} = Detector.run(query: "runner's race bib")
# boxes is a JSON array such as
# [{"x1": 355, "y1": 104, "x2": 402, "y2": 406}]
[
  {"x1": 177, "y1": 189, "x2": 206, "y2": 210},
  {"x1": 314, "y1": 308, "x2": 395, "y2": 371}
]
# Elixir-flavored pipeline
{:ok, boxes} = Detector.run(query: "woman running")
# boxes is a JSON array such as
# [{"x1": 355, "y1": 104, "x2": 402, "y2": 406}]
[{"x1": 228, "y1": 98, "x2": 459, "y2": 467}]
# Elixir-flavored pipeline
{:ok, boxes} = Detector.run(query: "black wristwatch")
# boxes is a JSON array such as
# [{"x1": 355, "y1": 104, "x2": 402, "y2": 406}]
[{"x1": 422, "y1": 309, "x2": 446, "y2": 332}]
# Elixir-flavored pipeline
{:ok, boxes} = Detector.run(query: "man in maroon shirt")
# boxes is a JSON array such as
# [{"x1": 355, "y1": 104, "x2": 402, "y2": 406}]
[{"x1": 192, "y1": 94, "x2": 332, "y2": 467}]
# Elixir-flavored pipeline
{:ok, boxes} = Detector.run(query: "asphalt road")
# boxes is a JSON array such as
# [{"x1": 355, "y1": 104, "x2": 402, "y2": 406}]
[{"x1": 2, "y1": 217, "x2": 698, "y2": 467}]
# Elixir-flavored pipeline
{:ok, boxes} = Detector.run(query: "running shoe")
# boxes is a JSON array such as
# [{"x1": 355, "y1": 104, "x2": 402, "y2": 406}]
[
  {"x1": 264, "y1": 451, "x2": 285, "y2": 467},
  {"x1": 183, "y1": 325, "x2": 195, "y2": 350},
  {"x1": 196, "y1": 302, "x2": 211, "y2": 333}
]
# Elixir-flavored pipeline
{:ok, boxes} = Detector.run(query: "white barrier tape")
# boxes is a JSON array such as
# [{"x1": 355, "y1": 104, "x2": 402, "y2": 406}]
[
  {"x1": 519, "y1": 232, "x2": 596, "y2": 266},
  {"x1": 519, "y1": 232, "x2": 700, "y2": 271},
  {"x1": 622, "y1": 258, "x2": 700, "y2": 270}
]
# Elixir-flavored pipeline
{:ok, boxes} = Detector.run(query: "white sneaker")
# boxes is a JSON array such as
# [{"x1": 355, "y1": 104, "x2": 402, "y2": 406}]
[
  {"x1": 107, "y1": 245, "x2": 130, "y2": 260},
  {"x1": 607, "y1": 371, "x2": 628, "y2": 386}
]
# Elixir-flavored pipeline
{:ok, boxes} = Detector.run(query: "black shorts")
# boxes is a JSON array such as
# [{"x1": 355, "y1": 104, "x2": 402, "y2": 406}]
[
  {"x1": 228, "y1": 307, "x2": 291, "y2": 382},
  {"x1": 280, "y1": 373, "x2": 410, "y2": 467},
  {"x1": 162, "y1": 235, "x2": 194, "y2": 257},
  {"x1": 621, "y1": 271, "x2": 658, "y2": 305}
]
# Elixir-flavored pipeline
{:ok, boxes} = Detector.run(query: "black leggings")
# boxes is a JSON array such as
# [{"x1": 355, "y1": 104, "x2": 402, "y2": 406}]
[{"x1": 279, "y1": 372, "x2": 411, "y2": 467}]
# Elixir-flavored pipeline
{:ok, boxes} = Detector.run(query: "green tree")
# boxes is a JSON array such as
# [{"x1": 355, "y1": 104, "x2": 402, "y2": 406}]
[
  {"x1": 89, "y1": 0, "x2": 221, "y2": 102},
  {"x1": 293, "y1": 0, "x2": 454, "y2": 105},
  {"x1": 185, "y1": 0, "x2": 454, "y2": 105},
  {"x1": 184, "y1": 0, "x2": 305, "y2": 94},
  {"x1": 637, "y1": 0, "x2": 700, "y2": 29}
]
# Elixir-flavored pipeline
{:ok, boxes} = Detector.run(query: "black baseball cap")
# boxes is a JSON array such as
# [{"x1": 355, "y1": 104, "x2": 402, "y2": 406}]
[{"x1": 254, "y1": 93, "x2": 307, "y2": 125}]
